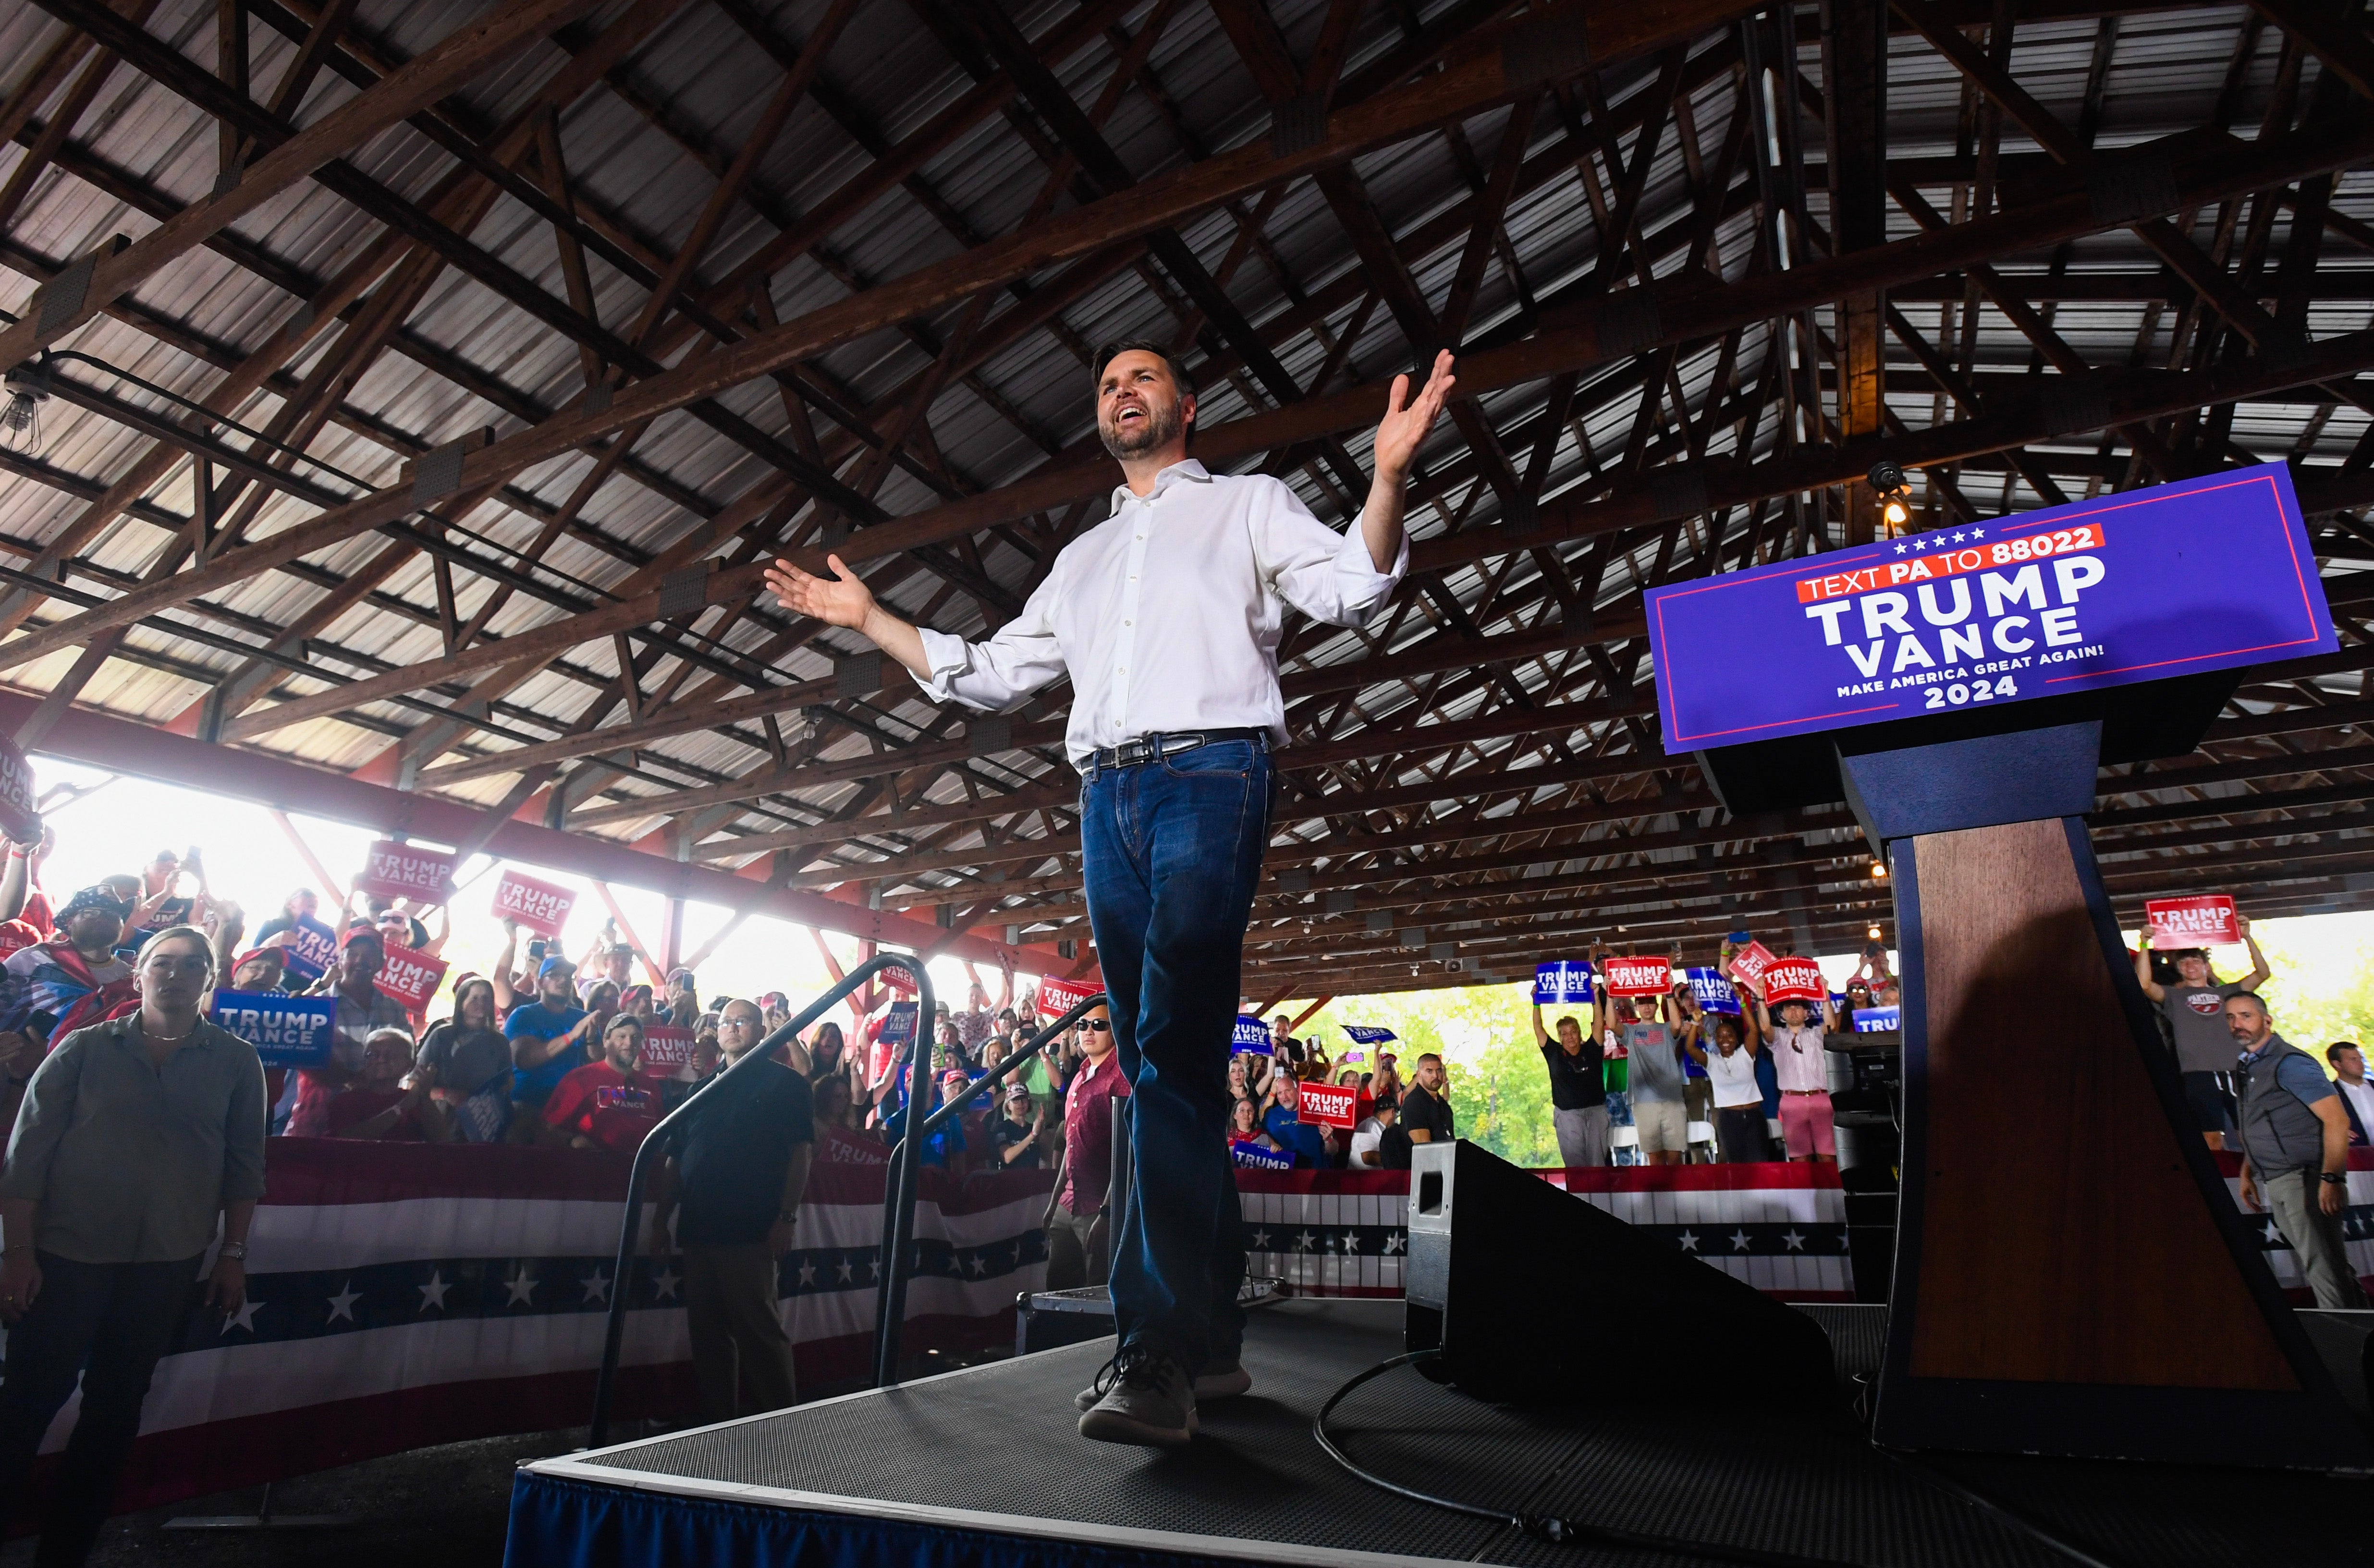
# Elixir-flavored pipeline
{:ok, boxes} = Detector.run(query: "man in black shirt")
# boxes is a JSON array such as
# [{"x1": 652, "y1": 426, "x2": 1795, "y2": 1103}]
[
  {"x1": 649, "y1": 998, "x2": 815, "y2": 1422},
  {"x1": 1532, "y1": 1001, "x2": 1607, "y2": 1167},
  {"x1": 1385, "y1": 1053, "x2": 1455, "y2": 1169}
]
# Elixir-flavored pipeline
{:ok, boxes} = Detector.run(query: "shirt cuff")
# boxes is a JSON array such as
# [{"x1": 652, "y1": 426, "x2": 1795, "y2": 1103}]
[
  {"x1": 1337, "y1": 513, "x2": 1410, "y2": 603},
  {"x1": 913, "y1": 627, "x2": 974, "y2": 704}
]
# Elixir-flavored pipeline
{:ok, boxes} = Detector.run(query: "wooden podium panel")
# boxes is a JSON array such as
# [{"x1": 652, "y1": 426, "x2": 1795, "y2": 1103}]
[
  {"x1": 1900, "y1": 818, "x2": 2294, "y2": 1391},
  {"x1": 1872, "y1": 807, "x2": 2373, "y2": 1465}
]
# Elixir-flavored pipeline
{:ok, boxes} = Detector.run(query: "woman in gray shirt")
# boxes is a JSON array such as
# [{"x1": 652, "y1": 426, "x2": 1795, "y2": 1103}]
[{"x1": 0, "y1": 925, "x2": 265, "y2": 1566}]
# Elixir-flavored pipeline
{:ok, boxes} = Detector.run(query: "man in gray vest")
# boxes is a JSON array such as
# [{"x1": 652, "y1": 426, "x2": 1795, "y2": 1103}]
[{"x1": 2230, "y1": 992, "x2": 2364, "y2": 1308}]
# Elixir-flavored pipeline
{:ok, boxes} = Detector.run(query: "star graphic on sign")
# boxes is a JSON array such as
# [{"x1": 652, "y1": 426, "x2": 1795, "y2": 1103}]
[
  {"x1": 580, "y1": 1269, "x2": 611, "y2": 1305},
  {"x1": 1730, "y1": 1230, "x2": 1752, "y2": 1252},
  {"x1": 225, "y1": 1296, "x2": 263, "y2": 1335},
  {"x1": 650, "y1": 1266, "x2": 681, "y2": 1301},
  {"x1": 504, "y1": 1268, "x2": 538, "y2": 1307},
  {"x1": 328, "y1": 1281, "x2": 361, "y2": 1324},
  {"x1": 1676, "y1": 1230, "x2": 1700, "y2": 1252},
  {"x1": 418, "y1": 1270, "x2": 451, "y2": 1313},
  {"x1": 1383, "y1": 1233, "x2": 1405, "y2": 1254},
  {"x1": 835, "y1": 1259, "x2": 855, "y2": 1283},
  {"x1": 1249, "y1": 1228, "x2": 1271, "y2": 1250},
  {"x1": 968, "y1": 1253, "x2": 989, "y2": 1277},
  {"x1": 1969, "y1": 527, "x2": 1985, "y2": 538},
  {"x1": 1951, "y1": 531, "x2": 1966, "y2": 543},
  {"x1": 2263, "y1": 1220, "x2": 2283, "y2": 1244},
  {"x1": 1894, "y1": 543, "x2": 1908, "y2": 555},
  {"x1": 796, "y1": 1261, "x2": 817, "y2": 1288},
  {"x1": 1782, "y1": 1229, "x2": 1806, "y2": 1252},
  {"x1": 1295, "y1": 1230, "x2": 1317, "y2": 1253}
]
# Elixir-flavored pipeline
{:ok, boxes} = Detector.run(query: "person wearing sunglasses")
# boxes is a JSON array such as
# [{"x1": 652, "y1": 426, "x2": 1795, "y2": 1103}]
[
  {"x1": 770, "y1": 340, "x2": 1456, "y2": 1447},
  {"x1": 1043, "y1": 1005, "x2": 1127, "y2": 1295}
]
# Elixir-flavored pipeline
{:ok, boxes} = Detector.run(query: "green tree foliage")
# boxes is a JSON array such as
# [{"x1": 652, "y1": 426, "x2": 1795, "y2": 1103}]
[{"x1": 2251, "y1": 914, "x2": 2374, "y2": 1060}]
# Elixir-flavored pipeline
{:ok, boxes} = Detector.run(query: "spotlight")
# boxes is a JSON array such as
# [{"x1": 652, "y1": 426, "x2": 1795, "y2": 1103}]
[
  {"x1": 1867, "y1": 925, "x2": 1884, "y2": 942},
  {"x1": 1, "y1": 360, "x2": 51, "y2": 455},
  {"x1": 1870, "y1": 861, "x2": 1887, "y2": 880}
]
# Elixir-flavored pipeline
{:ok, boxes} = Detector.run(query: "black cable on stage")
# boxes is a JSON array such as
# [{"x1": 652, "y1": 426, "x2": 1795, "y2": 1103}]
[
  {"x1": 1312, "y1": 1351, "x2": 1877, "y2": 1567},
  {"x1": 1312, "y1": 1351, "x2": 2124, "y2": 1568}
]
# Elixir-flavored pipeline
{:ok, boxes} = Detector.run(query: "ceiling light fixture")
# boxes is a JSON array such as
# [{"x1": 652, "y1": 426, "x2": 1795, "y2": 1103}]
[
  {"x1": 1, "y1": 360, "x2": 50, "y2": 455},
  {"x1": 1868, "y1": 460, "x2": 1911, "y2": 536}
]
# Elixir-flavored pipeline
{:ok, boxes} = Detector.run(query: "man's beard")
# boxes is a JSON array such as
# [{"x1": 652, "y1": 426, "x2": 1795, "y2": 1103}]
[{"x1": 1101, "y1": 399, "x2": 1183, "y2": 459}]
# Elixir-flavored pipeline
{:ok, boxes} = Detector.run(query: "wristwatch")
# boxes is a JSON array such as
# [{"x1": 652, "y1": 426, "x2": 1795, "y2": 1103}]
[
  {"x1": 219, "y1": 1241, "x2": 248, "y2": 1260},
  {"x1": 2321, "y1": 1171, "x2": 2348, "y2": 1186},
  {"x1": 776, "y1": 1212, "x2": 799, "y2": 1226}
]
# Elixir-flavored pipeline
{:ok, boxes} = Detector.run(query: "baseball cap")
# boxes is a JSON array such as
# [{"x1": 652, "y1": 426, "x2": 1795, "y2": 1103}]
[{"x1": 538, "y1": 955, "x2": 575, "y2": 979}]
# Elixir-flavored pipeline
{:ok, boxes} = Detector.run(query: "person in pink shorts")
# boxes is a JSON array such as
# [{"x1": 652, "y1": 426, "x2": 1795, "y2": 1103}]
[{"x1": 1750, "y1": 984, "x2": 1836, "y2": 1162}]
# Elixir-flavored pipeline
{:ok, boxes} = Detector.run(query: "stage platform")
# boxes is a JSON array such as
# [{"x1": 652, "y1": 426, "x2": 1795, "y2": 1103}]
[{"x1": 506, "y1": 1298, "x2": 2369, "y2": 1568}]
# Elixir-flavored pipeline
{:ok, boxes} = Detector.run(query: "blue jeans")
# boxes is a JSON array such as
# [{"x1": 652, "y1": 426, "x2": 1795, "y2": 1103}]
[{"x1": 1081, "y1": 735, "x2": 1272, "y2": 1371}]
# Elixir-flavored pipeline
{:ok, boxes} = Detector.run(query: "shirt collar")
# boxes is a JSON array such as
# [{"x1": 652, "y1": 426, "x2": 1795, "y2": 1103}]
[
  {"x1": 2237, "y1": 1031, "x2": 2288, "y2": 1069},
  {"x1": 1108, "y1": 458, "x2": 1210, "y2": 511}
]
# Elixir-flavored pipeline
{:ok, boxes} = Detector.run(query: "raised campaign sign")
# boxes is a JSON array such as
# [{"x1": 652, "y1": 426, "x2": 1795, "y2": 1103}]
[
  {"x1": 1725, "y1": 940, "x2": 1780, "y2": 991},
  {"x1": 0, "y1": 736, "x2": 37, "y2": 844},
  {"x1": 491, "y1": 871, "x2": 576, "y2": 937},
  {"x1": 1533, "y1": 960, "x2": 1594, "y2": 1003},
  {"x1": 373, "y1": 939, "x2": 449, "y2": 1011},
  {"x1": 640, "y1": 1024, "x2": 698, "y2": 1068},
  {"x1": 878, "y1": 1000, "x2": 919, "y2": 1048},
  {"x1": 1233, "y1": 1015, "x2": 1273, "y2": 1054},
  {"x1": 355, "y1": 840, "x2": 458, "y2": 904},
  {"x1": 1646, "y1": 463, "x2": 2336, "y2": 752},
  {"x1": 209, "y1": 989, "x2": 339, "y2": 1067},
  {"x1": 1036, "y1": 976, "x2": 1099, "y2": 1016},
  {"x1": 1684, "y1": 967, "x2": 1742, "y2": 1015},
  {"x1": 2146, "y1": 894, "x2": 2240, "y2": 949},
  {"x1": 1296, "y1": 1082, "x2": 1360, "y2": 1130},
  {"x1": 1762, "y1": 958, "x2": 1828, "y2": 1005},
  {"x1": 279, "y1": 922, "x2": 340, "y2": 985},
  {"x1": 1342, "y1": 1024, "x2": 1398, "y2": 1045},
  {"x1": 1601, "y1": 955, "x2": 1673, "y2": 997}
]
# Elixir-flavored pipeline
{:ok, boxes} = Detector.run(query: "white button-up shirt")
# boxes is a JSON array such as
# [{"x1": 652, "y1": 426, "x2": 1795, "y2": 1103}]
[{"x1": 914, "y1": 461, "x2": 1407, "y2": 767}]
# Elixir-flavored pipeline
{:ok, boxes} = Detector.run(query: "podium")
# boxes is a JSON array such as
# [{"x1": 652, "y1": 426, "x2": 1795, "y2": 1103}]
[{"x1": 1651, "y1": 462, "x2": 2373, "y2": 1468}]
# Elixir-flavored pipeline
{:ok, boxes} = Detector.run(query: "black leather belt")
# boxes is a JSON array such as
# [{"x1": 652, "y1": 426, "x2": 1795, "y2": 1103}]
[{"x1": 1081, "y1": 728, "x2": 1269, "y2": 775}]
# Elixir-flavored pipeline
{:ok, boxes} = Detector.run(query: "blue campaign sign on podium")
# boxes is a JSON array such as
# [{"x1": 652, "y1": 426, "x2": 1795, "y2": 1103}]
[
  {"x1": 1637, "y1": 463, "x2": 2370, "y2": 1470},
  {"x1": 1646, "y1": 462, "x2": 2334, "y2": 753}
]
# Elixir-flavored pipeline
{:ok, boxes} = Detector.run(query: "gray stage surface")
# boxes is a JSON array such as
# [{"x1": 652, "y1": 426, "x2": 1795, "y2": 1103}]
[{"x1": 517, "y1": 1298, "x2": 2369, "y2": 1568}]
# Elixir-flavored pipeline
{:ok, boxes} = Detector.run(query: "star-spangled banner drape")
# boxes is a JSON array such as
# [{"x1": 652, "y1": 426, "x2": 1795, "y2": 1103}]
[
  {"x1": 22, "y1": 1144, "x2": 2363, "y2": 1521},
  {"x1": 12, "y1": 1140, "x2": 1052, "y2": 1518}
]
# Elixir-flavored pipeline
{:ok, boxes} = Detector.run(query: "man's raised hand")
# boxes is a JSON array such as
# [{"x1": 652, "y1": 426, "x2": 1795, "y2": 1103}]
[
  {"x1": 764, "y1": 553, "x2": 876, "y2": 631},
  {"x1": 1371, "y1": 348, "x2": 1456, "y2": 487}
]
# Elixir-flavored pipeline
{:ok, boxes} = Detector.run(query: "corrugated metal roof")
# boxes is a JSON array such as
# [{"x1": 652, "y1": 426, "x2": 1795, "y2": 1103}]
[{"x1": 3, "y1": 0, "x2": 2370, "y2": 972}]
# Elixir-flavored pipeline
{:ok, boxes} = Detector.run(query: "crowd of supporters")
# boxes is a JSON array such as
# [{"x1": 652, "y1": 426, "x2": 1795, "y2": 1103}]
[{"x1": 0, "y1": 831, "x2": 1109, "y2": 1173}]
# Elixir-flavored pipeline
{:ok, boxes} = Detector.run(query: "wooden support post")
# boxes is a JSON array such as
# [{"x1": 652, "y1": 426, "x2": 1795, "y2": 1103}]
[{"x1": 1823, "y1": 0, "x2": 1886, "y2": 542}]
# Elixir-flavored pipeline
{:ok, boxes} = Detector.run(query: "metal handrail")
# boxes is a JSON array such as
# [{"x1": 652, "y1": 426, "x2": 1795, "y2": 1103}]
[
  {"x1": 588, "y1": 953, "x2": 934, "y2": 1446},
  {"x1": 872, "y1": 989, "x2": 1106, "y2": 1386}
]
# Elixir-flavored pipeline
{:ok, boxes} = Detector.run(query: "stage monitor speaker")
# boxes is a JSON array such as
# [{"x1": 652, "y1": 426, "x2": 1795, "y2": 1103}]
[{"x1": 1404, "y1": 1140, "x2": 1836, "y2": 1410}]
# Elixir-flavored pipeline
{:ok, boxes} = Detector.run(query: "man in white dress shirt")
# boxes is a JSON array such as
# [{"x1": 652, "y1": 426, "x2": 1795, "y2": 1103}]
[{"x1": 766, "y1": 340, "x2": 1453, "y2": 1446}]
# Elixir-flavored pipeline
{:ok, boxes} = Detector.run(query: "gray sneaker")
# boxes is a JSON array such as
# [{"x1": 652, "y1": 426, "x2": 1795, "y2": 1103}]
[
  {"x1": 1075, "y1": 1356, "x2": 1250, "y2": 1410},
  {"x1": 1077, "y1": 1344, "x2": 1197, "y2": 1447}
]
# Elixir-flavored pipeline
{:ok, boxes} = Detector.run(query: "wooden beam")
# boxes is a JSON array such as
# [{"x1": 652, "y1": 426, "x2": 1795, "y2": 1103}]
[
  {"x1": 0, "y1": 0, "x2": 600, "y2": 369},
  {"x1": 0, "y1": 0, "x2": 1762, "y2": 668}
]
